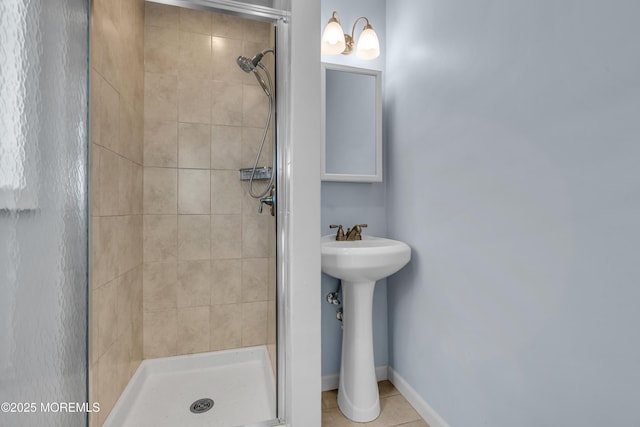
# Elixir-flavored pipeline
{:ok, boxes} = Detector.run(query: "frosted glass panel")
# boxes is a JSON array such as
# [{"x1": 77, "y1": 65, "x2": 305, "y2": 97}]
[{"x1": 0, "y1": 0, "x2": 89, "y2": 426}]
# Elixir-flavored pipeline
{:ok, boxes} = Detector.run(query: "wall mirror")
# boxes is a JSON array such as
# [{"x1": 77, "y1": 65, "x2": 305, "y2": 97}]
[{"x1": 321, "y1": 63, "x2": 382, "y2": 182}]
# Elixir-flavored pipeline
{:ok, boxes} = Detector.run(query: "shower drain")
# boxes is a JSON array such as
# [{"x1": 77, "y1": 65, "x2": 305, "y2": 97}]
[{"x1": 190, "y1": 398, "x2": 214, "y2": 414}]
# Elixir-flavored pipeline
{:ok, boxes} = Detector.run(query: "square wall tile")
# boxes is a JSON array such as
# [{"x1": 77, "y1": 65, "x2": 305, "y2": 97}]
[
  {"x1": 211, "y1": 81, "x2": 242, "y2": 126},
  {"x1": 145, "y1": 2, "x2": 179, "y2": 29},
  {"x1": 117, "y1": 268, "x2": 135, "y2": 337},
  {"x1": 178, "y1": 123, "x2": 211, "y2": 169},
  {"x1": 211, "y1": 170, "x2": 242, "y2": 214},
  {"x1": 144, "y1": 25, "x2": 179, "y2": 76},
  {"x1": 116, "y1": 156, "x2": 136, "y2": 215},
  {"x1": 211, "y1": 214, "x2": 242, "y2": 259},
  {"x1": 211, "y1": 259, "x2": 241, "y2": 304},
  {"x1": 242, "y1": 19, "x2": 272, "y2": 43},
  {"x1": 242, "y1": 84, "x2": 269, "y2": 128},
  {"x1": 96, "y1": 147, "x2": 120, "y2": 216},
  {"x1": 92, "y1": 216, "x2": 119, "y2": 287},
  {"x1": 177, "y1": 307, "x2": 210, "y2": 354},
  {"x1": 241, "y1": 301, "x2": 267, "y2": 347},
  {"x1": 130, "y1": 265, "x2": 144, "y2": 327},
  {"x1": 210, "y1": 304, "x2": 242, "y2": 350},
  {"x1": 143, "y1": 262, "x2": 177, "y2": 311},
  {"x1": 118, "y1": 215, "x2": 143, "y2": 274},
  {"x1": 178, "y1": 260, "x2": 211, "y2": 307},
  {"x1": 178, "y1": 169, "x2": 211, "y2": 214},
  {"x1": 143, "y1": 309, "x2": 177, "y2": 358},
  {"x1": 242, "y1": 258, "x2": 268, "y2": 302},
  {"x1": 242, "y1": 214, "x2": 271, "y2": 258},
  {"x1": 95, "y1": 277, "x2": 118, "y2": 359},
  {"x1": 242, "y1": 126, "x2": 272, "y2": 167},
  {"x1": 133, "y1": 164, "x2": 144, "y2": 215},
  {"x1": 179, "y1": 8, "x2": 211, "y2": 35},
  {"x1": 144, "y1": 72, "x2": 177, "y2": 121},
  {"x1": 144, "y1": 119, "x2": 177, "y2": 167},
  {"x1": 178, "y1": 215, "x2": 211, "y2": 260},
  {"x1": 144, "y1": 167, "x2": 177, "y2": 214},
  {"x1": 119, "y1": 97, "x2": 143, "y2": 164},
  {"x1": 143, "y1": 215, "x2": 177, "y2": 262},
  {"x1": 211, "y1": 13, "x2": 244, "y2": 39},
  {"x1": 92, "y1": 0, "x2": 121, "y2": 91},
  {"x1": 211, "y1": 125, "x2": 242, "y2": 170},
  {"x1": 179, "y1": 31, "x2": 212, "y2": 79},
  {"x1": 212, "y1": 37, "x2": 243, "y2": 83},
  {"x1": 178, "y1": 78, "x2": 212, "y2": 124},
  {"x1": 97, "y1": 78, "x2": 120, "y2": 154}
]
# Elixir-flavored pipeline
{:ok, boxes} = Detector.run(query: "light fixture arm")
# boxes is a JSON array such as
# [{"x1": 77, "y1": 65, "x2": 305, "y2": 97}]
[{"x1": 343, "y1": 16, "x2": 371, "y2": 55}]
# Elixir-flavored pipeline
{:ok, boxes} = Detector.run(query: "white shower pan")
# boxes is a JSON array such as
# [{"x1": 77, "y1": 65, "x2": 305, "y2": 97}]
[{"x1": 104, "y1": 346, "x2": 276, "y2": 427}]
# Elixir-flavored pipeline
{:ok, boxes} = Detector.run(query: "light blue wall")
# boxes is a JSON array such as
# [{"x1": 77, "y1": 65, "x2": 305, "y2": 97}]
[
  {"x1": 320, "y1": 0, "x2": 387, "y2": 377},
  {"x1": 386, "y1": 1, "x2": 640, "y2": 426}
]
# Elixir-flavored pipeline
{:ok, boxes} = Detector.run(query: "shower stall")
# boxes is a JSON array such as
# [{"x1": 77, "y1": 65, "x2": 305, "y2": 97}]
[
  {"x1": 90, "y1": 1, "x2": 289, "y2": 426},
  {"x1": 1, "y1": 0, "x2": 295, "y2": 426}
]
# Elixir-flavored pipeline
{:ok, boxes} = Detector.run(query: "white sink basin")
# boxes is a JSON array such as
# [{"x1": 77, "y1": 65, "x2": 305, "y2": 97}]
[
  {"x1": 321, "y1": 234, "x2": 411, "y2": 422},
  {"x1": 321, "y1": 234, "x2": 411, "y2": 282}
]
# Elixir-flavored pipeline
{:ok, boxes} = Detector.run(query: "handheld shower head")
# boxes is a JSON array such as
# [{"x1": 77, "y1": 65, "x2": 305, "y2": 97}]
[
  {"x1": 236, "y1": 55, "x2": 254, "y2": 73},
  {"x1": 237, "y1": 49, "x2": 274, "y2": 97},
  {"x1": 236, "y1": 50, "x2": 269, "y2": 73}
]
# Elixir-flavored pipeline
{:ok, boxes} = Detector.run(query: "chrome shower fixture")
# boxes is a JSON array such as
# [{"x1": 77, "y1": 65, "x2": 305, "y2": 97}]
[
  {"x1": 236, "y1": 47, "x2": 276, "y2": 205},
  {"x1": 236, "y1": 48, "x2": 274, "y2": 97}
]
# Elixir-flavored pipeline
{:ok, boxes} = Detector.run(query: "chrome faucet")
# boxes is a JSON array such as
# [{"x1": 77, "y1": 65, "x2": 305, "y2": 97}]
[{"x1": 345, "y1": 224, "x2": 368, "y2": 241}]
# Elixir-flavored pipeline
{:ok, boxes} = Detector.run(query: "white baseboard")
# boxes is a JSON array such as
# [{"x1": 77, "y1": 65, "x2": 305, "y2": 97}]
[
  {"x1": 321, "y1": 365, "x2": 388, "y2": 391},
  {"x1": 387, "y1": 367, "x2": 450, "y2": 427}
]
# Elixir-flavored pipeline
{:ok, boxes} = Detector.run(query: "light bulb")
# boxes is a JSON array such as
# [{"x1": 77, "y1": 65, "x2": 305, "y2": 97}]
[
  {"x1": 321, "y1": 17, "x2": 346, "y2": 55},
  {"x1": 356, "y1": 25, "x2": 380, "y2": 60}
]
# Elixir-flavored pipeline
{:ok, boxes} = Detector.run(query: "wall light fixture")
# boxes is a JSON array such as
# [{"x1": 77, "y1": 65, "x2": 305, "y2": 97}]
[{"x1": 321, "y1": 11, "x2": 380, "y2": 60}]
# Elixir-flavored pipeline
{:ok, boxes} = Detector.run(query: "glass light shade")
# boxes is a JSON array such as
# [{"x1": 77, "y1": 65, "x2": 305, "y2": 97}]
[
  {"x1": 356, "y1": 26, "x2": 380, "y2": 60},
  {"x1": 321, "y1": 20, "x2": 346, "y2": 55}
]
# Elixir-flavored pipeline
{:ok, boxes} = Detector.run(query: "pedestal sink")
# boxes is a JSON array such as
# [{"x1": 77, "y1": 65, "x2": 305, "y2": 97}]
[{"x1": 321, "y1": 234, "x2": 411, "y2": 422}]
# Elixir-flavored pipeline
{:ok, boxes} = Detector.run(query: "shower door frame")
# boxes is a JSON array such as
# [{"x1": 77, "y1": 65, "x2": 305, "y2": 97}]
[{"x1": 145, "y1": 1, "x2": 291, "y2": 424}]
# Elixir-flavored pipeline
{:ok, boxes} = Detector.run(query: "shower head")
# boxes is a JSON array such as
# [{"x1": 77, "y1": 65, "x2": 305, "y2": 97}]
[
  {"x1": 236, "y1": 49, "x2": 270, "y2": 73},
  {"x1": 236, "y1": 55, "x2": 256, "y2": 73},
  {"x1": 237, "y1": 49, "x2": 274, "y2": 97}
]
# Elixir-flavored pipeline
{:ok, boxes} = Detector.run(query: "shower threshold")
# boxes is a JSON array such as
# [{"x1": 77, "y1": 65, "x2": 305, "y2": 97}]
[{"x1": 103, "y1": 346, "x2": 277, "y2": 427}]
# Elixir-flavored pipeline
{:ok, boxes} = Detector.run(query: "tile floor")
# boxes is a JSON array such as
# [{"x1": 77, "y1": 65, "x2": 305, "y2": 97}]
[{"x1": 322, "y1": 381, "x2": 429, "y2": 427}]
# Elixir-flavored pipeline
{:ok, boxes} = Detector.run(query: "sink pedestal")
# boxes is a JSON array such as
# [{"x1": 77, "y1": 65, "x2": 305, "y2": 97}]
[
  {"x1": 321, "y1": 234, "x2": 411, "y2": 422},
  {"x1": 338, "y1": 279, "x2": 379, "y2": 422}
]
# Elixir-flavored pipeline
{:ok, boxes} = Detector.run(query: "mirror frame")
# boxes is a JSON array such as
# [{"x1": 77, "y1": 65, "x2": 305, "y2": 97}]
[{"x1": 321, "y1": 63, "x2": 383, "y2": 183}]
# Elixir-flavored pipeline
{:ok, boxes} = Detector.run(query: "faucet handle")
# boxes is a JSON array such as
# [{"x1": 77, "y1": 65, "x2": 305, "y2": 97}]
[
  {"x1": 329, "y1": 224, "x2": 346, "y2": 241},
  {"x1": 353, "y1": 224, "x2": 368, "y2": 240}
]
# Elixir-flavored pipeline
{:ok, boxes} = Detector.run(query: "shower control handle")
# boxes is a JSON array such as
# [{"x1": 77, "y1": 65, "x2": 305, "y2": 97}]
[
  {"x1": 258, "y1": 186, "x2": 275, "y2": 216},
  {"x1": 258, "y1": 196, "x2": 274, "y2": 215}
]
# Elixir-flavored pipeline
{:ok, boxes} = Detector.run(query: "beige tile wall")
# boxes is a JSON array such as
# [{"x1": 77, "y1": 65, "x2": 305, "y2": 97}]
[
  {"x1": 142, "y1": 3, "x2": 276, "y2": 360},
  {"x1": 89, "y1": 0, "x2": 145, "y2": 425}
]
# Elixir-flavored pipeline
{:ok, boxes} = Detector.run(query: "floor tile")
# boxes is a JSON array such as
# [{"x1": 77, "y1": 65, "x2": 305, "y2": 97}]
[
  {"x1": 369, "y1": 394, "x2": 422, "y2": 427},
  {"x1": 392, "y1": 420, "x2": 430, "y2": 427},
  {"x1": 378, "y1": 380, "x2": 400, "y2": 398},
  {"x1": 322, "y1": 389, "x2": 338, "y2": 410},
  {"x1": 321, "y1": 381, "x2": 429, "y2": 427}
]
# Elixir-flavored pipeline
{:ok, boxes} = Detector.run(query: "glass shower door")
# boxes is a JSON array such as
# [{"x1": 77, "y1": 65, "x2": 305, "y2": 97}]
[{"x1": 0, "y1": 0, "x2": 90, "y2": 426}]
